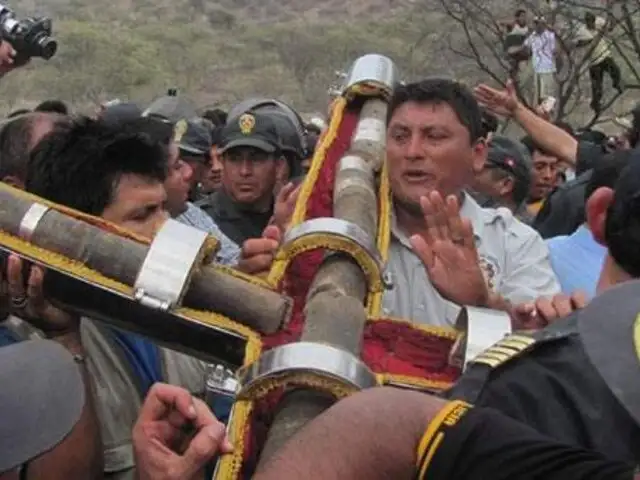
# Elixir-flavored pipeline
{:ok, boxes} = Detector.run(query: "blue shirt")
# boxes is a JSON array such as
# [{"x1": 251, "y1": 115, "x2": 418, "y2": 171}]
[
  {"x1": 109, "y1": 205, "x2": 241, "y2": 395},
  {"x1": 546, "y1": 225, "x2": 606, "y2": 299}
]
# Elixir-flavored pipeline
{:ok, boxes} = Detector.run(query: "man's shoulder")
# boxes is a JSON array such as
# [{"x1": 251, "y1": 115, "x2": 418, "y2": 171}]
[
  {"x1": 449, "y1": 315, "x2": 581, "y2": 403},
  {"x1": 480, "y1": 203, "x2": 544, "y2": 242}
]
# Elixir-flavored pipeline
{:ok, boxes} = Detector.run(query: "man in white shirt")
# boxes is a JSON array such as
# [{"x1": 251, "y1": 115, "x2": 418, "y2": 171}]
[{"x1": 524, "y1": 17, "x2": 557, "y2": 105}]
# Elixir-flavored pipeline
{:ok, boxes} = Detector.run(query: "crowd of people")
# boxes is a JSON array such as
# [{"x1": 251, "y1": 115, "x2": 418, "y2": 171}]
[
  {"x1": 0, "y1": 14, "x2": 640, "y2": 480},
  {"x1": 502, "y1": 7, "x2": 623, "y2": 113}
]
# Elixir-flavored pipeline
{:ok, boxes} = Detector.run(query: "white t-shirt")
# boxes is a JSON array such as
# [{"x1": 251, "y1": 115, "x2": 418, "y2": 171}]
[{"x1": 525, "y1": 30, "x2": 557, "y2": 73}]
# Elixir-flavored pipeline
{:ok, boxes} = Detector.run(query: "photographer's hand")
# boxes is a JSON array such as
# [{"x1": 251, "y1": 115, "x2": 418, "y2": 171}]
[{"x1": 0, "y1": 40, "x2": 25, "y2": 77}]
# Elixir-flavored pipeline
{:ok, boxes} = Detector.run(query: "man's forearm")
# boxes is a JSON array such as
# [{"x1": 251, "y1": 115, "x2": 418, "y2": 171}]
[
  {"x1": 513, "y1": 102, "x2": 578, "y2": 165},
  {"x1": 254, "y1": 388, "x2": 444, "y2": 480}
]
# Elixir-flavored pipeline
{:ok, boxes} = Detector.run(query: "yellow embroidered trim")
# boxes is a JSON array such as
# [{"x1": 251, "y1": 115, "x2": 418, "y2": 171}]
[
  {"x1": 239, "y1": 371, "x2": 358, "y2": 403},
  {"x1": 271, "y1": 233, "x2": 384, "y2": 293},
  {"x1": 214, "y1": 372, "x2": 356, "y2": 480},
  {"x1": 214, "y1": 399, "x2": 253, "y2": 480},
  {"x1": 267, "y1": 97, "x2": 347, "y2": 286},
  {"x1": 377, "y1": 373, "x2": 455, "y2": 393},
  {"x1": 0, "y1": 184, "x2": 222, "y2": 260},
  {"x1": 0, "y1": 229, "x2": 258, "y2": 343},
  {"x1": 367, "y1": 157, "x2": 392, "y2": 316},
  {"x1": 367, "y1": 316, "x2": 459, "y2": 340},
  {"x1": 212, "y1": 264, "x2": 273, "y2": 290}
]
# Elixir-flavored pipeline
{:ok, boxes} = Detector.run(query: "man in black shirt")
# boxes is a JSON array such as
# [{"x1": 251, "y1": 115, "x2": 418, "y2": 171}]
[
  {"x1": 448, "y1": 158, "x2": 640, "y2": 464},
  {"x1": 251, "y1": 387, "x2": 637, "y2": 480}
]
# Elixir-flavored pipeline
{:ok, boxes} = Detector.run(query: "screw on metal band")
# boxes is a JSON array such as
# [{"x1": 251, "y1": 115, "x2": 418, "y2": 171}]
[
  {"x1": 133, "y1": 219, "x2": 210, "y2": 311},
  {"x1": 278, "y1": 217, "x2": 387, "y2": 292},
  {"x1": 18, "y1": 203, "x2": 49, "y2": 241},
  {"x1": 236, "y1": 342, "x2": 378, "y2": 399}
]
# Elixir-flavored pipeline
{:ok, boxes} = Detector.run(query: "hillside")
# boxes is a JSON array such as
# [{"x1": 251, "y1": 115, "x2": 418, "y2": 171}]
[
  {"x1": 1, "y1": 0, "x2": 455, "y2": 114},
  {"x1": 3, "y1": 0, "x2": 638, "y2": 129}
]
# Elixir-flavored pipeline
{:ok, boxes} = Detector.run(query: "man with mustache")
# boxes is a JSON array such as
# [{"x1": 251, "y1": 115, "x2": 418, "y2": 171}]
[
  {"x1": 202, "y1": 111, "x2": 287, "y2": 245},
  {"x1": 382, "y1": 78, "x2": 559, "y2": 327}
]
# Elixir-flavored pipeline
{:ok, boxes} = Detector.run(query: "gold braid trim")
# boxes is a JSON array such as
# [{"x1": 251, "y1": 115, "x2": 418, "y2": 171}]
[
  {"x1": 267, "y1": 97, "x2": 347, "y2": 286},
  {"x1": 367, "y1": 315, "x2": 459, "y2": 340},
  {"x1": 0, "y1": 229, "x2": 259, "y2": 343},
  {"x1": 214, "y1": 372, "x2": 356, "y2": 480},
  {"x1": 215, "y1": 399, "x2": 254, "y2": 480},
  {"x1": 272, "y1": 233, "x2": 385, "y2": 293},
  {"x1": 0, "y1": 183, "x2": 221, "y2": 254},
  {"x1": 367, "y1": 155, "x2": 392, "y2": 316},
  {"x1": 211, "y1": 264, "x2": 274, "y2": 290},
  {"x1": 239, "y1": 371, "x2": 358, "y2": 403},
  {"x1": 376, "y1": 374, "x2": 455, "y2": 393}
]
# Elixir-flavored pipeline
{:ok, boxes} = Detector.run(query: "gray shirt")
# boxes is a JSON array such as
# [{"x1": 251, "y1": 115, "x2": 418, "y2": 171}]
[
  {"x1": 176, "y1": 202, "x2": 240, "y2": 265},
  {"x1": 382, "y1": 194, "x2": 560, "y2": 328}
]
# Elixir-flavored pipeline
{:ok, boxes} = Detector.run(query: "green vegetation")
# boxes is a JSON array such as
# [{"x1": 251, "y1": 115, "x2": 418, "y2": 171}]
[{"x1": 4, "y1": 0, "x2": 448, "y2": 114}]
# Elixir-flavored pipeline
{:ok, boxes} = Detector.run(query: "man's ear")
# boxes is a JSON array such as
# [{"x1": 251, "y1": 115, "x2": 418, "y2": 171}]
[
  {"x1": 471, "y1": 139, "x2": 487, "y2": 175},
  {"x1": 498, "y1": 176, "x2": 515, "y2": 198},
  {"x1": 586, "y1": 187, "x2": 614, "y2": 246}
]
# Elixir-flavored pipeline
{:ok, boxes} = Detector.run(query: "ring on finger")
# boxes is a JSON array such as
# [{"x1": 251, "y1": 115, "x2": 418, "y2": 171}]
[{"x1": 10, "y1": 294, "x2": 28, "y2": 309}]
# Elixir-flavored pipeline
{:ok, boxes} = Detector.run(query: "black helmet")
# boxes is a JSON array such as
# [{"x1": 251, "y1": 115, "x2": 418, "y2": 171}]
[{"x1": 228, "y1": 98, "x2": 308, "y2": 159}]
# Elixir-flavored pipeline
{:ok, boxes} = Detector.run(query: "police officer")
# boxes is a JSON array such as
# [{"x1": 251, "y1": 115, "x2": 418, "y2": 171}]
[
  {"x1": 200, "y1": 111, "x2": 284, "y2": 245},
  {"x1": 448, "y1": 156, "x2": 640, "y2": 465},
  {"x1": 172, "y1": 118, "x2": 212, "y2": 203}
]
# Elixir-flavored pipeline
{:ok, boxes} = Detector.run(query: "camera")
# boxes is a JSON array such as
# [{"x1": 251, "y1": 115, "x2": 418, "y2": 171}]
[{"x1": 0, "y1": 5, "x2": 57, "y2": 65}]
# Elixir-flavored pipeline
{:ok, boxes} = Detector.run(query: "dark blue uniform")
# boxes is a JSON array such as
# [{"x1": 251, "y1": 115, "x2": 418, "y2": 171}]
[{"x1": 447, "y1": 281, "x2": 640, "y2": 467}]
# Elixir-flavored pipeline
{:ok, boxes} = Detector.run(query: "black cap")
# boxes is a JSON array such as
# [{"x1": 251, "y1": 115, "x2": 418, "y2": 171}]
[
  {"x1": 143, "y1": 94, "x2": 198, "y2": 124},
  {"x1": 487, "y1": 136, "x2": 532, "y2": 185},
  {"x1": 173, "y1": 118, "x2": 212, "y2": 158},
  {"x1": 219, "y1": 111, "x2": 281, "y2": 154},
  {"x1": 100, "y1": 102, "x2": 142, "y2": 127}
]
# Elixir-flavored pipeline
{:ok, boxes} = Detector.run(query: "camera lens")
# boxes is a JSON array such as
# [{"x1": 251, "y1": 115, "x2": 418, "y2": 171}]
[{"x1": 37, "y1": 37, "x2": 57, "y2": 59}]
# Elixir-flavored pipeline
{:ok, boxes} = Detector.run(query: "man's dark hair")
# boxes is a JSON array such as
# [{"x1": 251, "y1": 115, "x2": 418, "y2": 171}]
[
  {"x1": 520, "y1": 135, "x2": 555, "y2": 157},
  {"x1": 584, "y1": 12, "x2": 596, "y2": 24},
  {"x1": 26, "y1": 117, "x2": 168, "y2": 216},
  {"x1": 7, "y1": 109, "x2": 31, "y2": 119},
  {"x1": 0, "y1": 113, "x2": 68, "y2": 183},
  {"x1": 515, "y1": 8, "x2": 526, "y2": 17},
  {"x1": 0, "y1": 115, "x2": 34, "y2": 182},
  {"x1": 34, "y1": 100, "x2": 69, "y2": 115},
  {"x1": 387, "y1": 78, "x2": 484, "y2": 143},
  {"x1": 123, "y1": 116, "x2": 174, "y2": 147},
  {"x1": 604, "y1": 149, "x2": 640, "y2": 276},
  {"x1": 480, "y1": 109, "x2": 499, "y2": 138},
  {"x1": 202, "y1": 108, "x2": 227, "y2": 127},
  {"x1": 585, "y1": 149, "x2": 633, "y2": 203}
]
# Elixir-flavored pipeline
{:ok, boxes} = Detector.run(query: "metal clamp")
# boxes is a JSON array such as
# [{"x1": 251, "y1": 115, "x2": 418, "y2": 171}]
[
  {"x1": 341, "y1": 54, "x2": 400, "y2": 96},
  {"x1": 133, "y1": 219, "x2": 209, "y2": 311},
  {"x1": 449, "y1": 306, "x2": 513, "y2": 371},
  {"x1": 18, "y1": 203, "x2": 49, "y2": 241},
  {"x1": 279, "y1": 217, "x2": 387, "y2": 292},
  {"x1": 237, "y1": 342, "x2": 378, "y2": 398}
]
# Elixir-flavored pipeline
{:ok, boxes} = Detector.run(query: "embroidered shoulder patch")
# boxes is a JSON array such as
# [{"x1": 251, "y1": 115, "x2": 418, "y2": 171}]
[{"x1": 471, "y1": 334, "x2": 536, "y2": 368}]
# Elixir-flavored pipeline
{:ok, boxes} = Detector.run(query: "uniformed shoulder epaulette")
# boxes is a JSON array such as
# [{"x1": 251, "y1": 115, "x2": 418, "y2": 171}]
[
  {"x1": 470, "y1": 333, "x2": 537, "y2": 369},
  {"x1": 470, "y1": 315, "x2": 579, "y2": 370}
]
